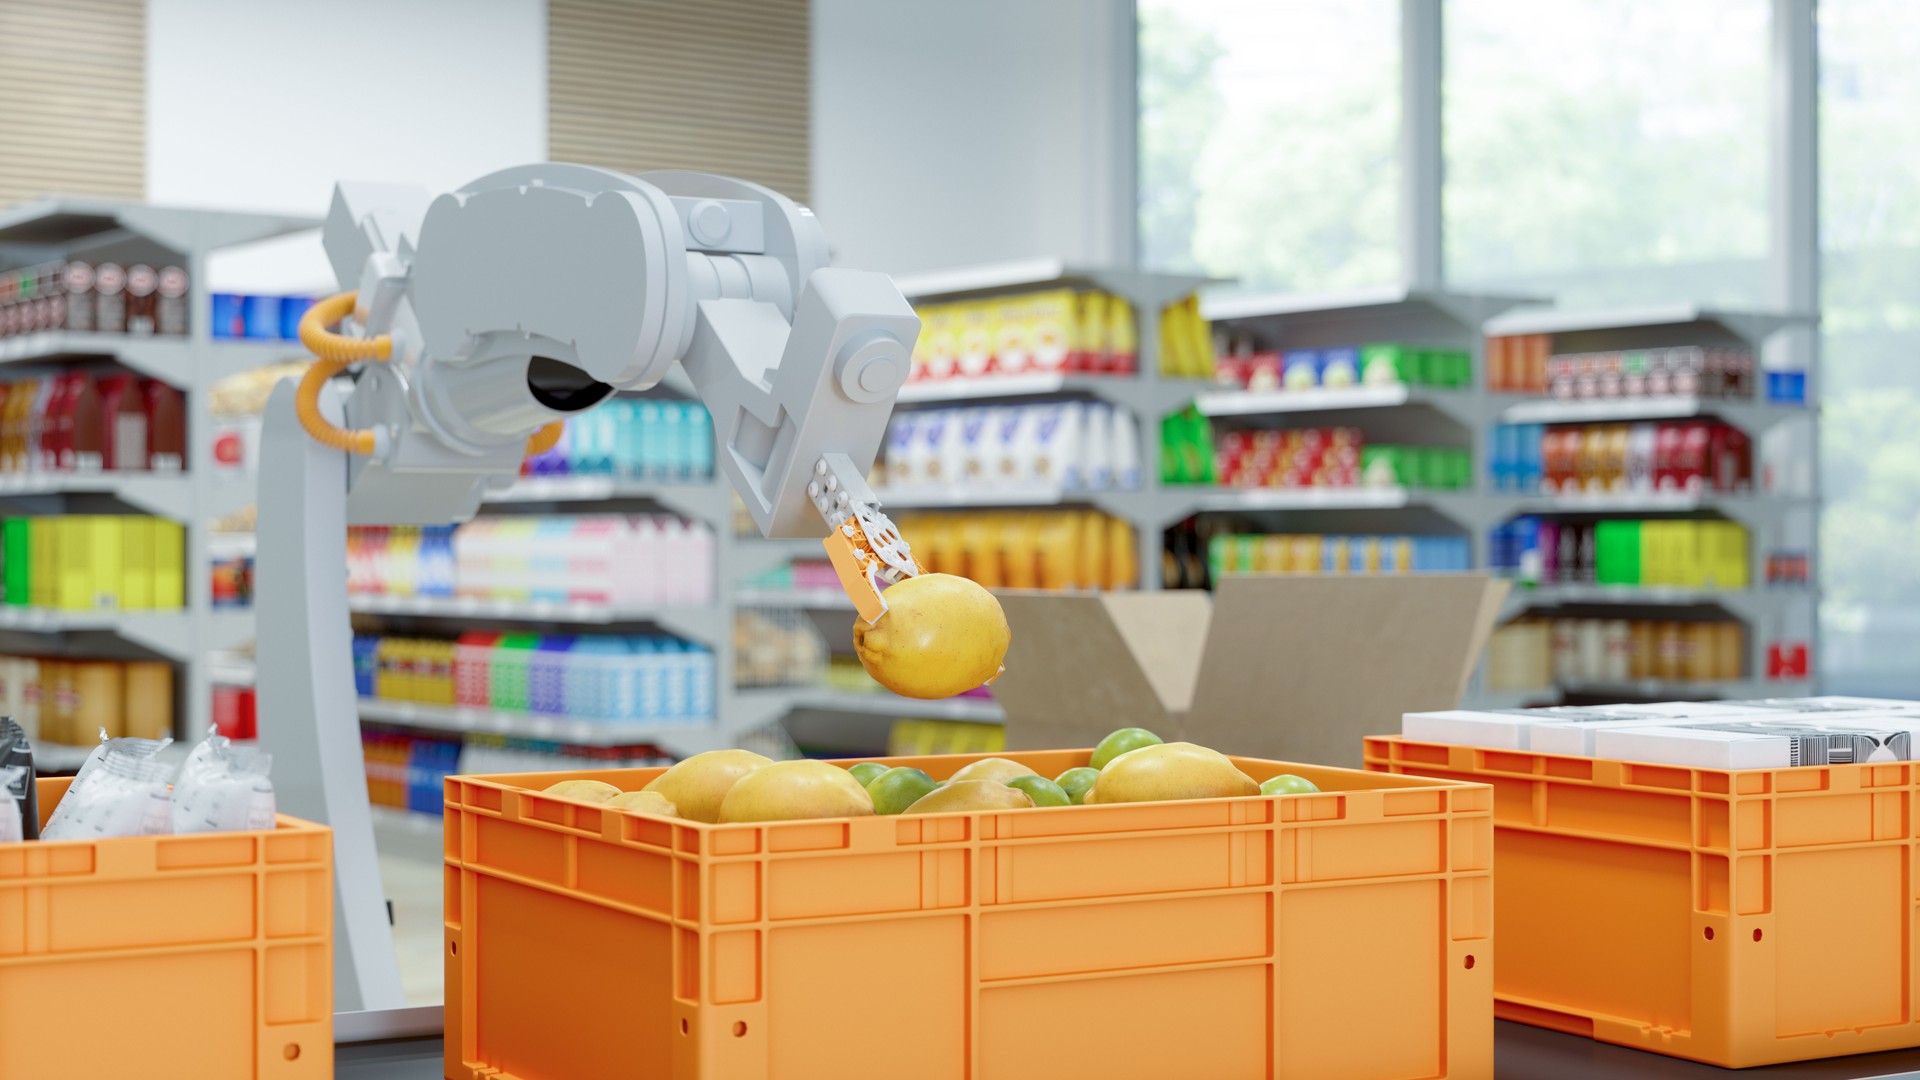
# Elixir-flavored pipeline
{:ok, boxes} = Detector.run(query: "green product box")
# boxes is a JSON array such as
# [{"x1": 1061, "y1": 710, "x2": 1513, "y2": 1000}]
[
  {"x1": 2, "y1": 518, "x2": 26, "y2": 606},
  {"x1": 490, "y1": 633, "x2": 541, "y2": 711},
  {"x1": 1447, "y1": 350, "x2": 1474, "y2": 388},
  {"x1": 1595, "y1": 520, "x2": 1642, "y2": 585},
  {"x1": 1207, "y1": 535, "x2": 1230, "y2": 581},
  {"x1": 1360, "y1": 445, "x2": 1411, "y2": 487},
  {"x1": 1160, "y1": 415, "x2": 1183, "y2": 484},
  {"x1": 1359, "y1": 343, "x2": 1413, "y2": 385}
]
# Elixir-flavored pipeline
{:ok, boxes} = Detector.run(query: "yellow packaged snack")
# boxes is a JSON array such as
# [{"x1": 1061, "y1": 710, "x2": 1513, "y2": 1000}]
[
  {"x1": 1107, "y1": 516, "x2": 1137, "y2": 589},
  {"x1": 955, "y1": 302, "x2": 996, "y2": 379},
  {"x1": 1077, "y1": 510, "x2": 1107, "y2": 591},
  {"x1": 1027, "y1": 290, "x2": 1075, "y2": 374},
  {"x1": 1002, "y1": 513, "x2": 1041, "y2": 590},
  {"x1": 960, "y1": 513, "x2": 1004, "y2": 589},
  {"x1": 1037, "y1": 513, "x2": 1078, "y2": 591},
  {"x1": 1076, "y1": 291, "x2": 1109, "y2": 372},
  {"x1": 1108, "y1": 295, "x2": 1139, "y2": 374},
  {"x1": 994, "y1": 295, "x2": 1033, "y2": 375}
]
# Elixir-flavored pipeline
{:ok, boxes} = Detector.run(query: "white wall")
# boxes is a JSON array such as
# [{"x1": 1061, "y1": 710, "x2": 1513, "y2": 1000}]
[
  {"x1": 147, "y1": 0, "x2": 547, "y2": 291},
  {"x1": 811, "y1": 0, "x2": 1135, "y2": 276}
]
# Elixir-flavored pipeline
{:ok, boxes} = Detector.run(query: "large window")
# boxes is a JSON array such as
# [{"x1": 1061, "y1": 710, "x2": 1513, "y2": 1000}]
[
  {"x1": 1138, "y1": 0, "x2": 1399, "y2": 293},
  {"x1": 1818, "y1": 0, "x2": 1920, "y2": 695},
  {"x1": 1444, "y1": 0, "x2": 1771, "y2": 308}
]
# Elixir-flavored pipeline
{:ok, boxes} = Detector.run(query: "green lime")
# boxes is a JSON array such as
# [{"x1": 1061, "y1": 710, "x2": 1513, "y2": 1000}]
[
  {"x1": 1054, "y1": 766, "x2": 1101, "y2": 804},
  {"x1": 1261, "y1": 774, "x2": 1320, "y2": 796},
  {"x1": 866, "y1": 767, "x2": 939, "y2": 815},
  {"x1": 847, "y1": 762, "x2": 890, "y2": 788},
  {"x1": 1091, "y1": 727, "x2": 1164, "y2": 770},
  {"x1": 1006, "y1": 775, "x2": 1072, "y2": 808}
]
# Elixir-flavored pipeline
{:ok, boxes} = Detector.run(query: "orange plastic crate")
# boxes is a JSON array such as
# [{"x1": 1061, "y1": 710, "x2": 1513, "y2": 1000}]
[
  {"x1": 443, "y1": 749, "x2": 1493, "y2": 1080},
  {"x1": 1366, "y1": 735, "x2": 1920, "y2": 1068},
  {"x1": 0, "y1": 777, "x2": 334, "y2": 1079}
]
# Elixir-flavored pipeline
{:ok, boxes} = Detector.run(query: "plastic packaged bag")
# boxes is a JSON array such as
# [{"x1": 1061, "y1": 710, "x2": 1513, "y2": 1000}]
[
  {"x1": 1, "y1": 716, "x2": 38, "y2": 841},
  {"x1": 67, "y1": 730, "x2": 172, "y2": 793},
  {"x1": 0, "y1": 766, "x2": 28, "y2": 843},
  {"x1": 40, "y1": 745, "x2": 173, "y2": 840},
  {"x1": 170, "y1": 732, "x2": 275, "y2": 834}
]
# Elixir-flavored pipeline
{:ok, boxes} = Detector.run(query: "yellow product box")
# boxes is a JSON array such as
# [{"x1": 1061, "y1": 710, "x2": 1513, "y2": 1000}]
[
  {"x1": 57, "y1": 518, "x2": 93, "y2": 611},
  {"x1": 152, "y1": 519, "x2": 185, "y2": 609},
  {"x1": 1701, "y1": 521, "x2": 1749, "y2": 589},
  {"x1": 920, "y1": 304, "x2": 960, "y2": 381},
  {"x1": 1351, "y1": 536, "x2": 1380, "y2": 575},
  {"x1": 1108, "y1": 516, "x2": 1137, "y2": 589},
  {"x1": 959, "y1": 514, "x2": 1003, "y2": 589},
  {"x1": 84, "y1": 516, "x2": 122, "y2": 609},
  {"x1": 1381, "y1": 536, "x2": 1413, "y2": 575},
  {"x1": 40, "y1": 659, "x2": 74, "y2": 745},
  {"x1": 1159, "y1": 297, "x2": 1193, "y2": 377},
  {"x1": 122, "y1": 660, "x2": 173, "y2": 740},
  {"x1": 1037, "y1": 513, "x2": 1079, "y2": 591},
  {"x1": 993, "y1": 295, "x2": 1033, "y2": 375},
  {"x1": 1026, "y1": 290, "x2": 1075, "y2": 374},
  {"x1": 1075, "y1": 291, "x2": 1109, "y2": 372},
  {"x1": 1076, "y1": 510, "x2": 1108, "y2": 591},
  {"x1": 1107, "y1": 294, "x2": 1138, "y2": 374},
  {"x1": 72, "y1": 661, "x2": 125, "y2": 739},
  {"x1": 1290, "y1": 535, "x2": 1322, "y2": 575},
  {"x1": 1323, "y1": 536, "x2": 1350, "y2": 575},
  {"x1": 1259, "y1": 534, "x2": 1288, "y2": 574},
  {"x1": 1002, "y1": 515, "x2": 1041, "y2": 590},
  {"x1": 28, "y1": 517, "x2": 53, "y2": 607},
  {"x1": 119, "y1": 516, "x2": 155, "y2": 609},
  {"x1": 954, "y1": 302, "x2": 996, "y2": 379}
]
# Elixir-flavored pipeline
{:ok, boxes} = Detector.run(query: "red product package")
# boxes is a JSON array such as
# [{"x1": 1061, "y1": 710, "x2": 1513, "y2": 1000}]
[
  {"x1": 1653, "y1": 422, "x2": 1684, "y2": 491},
  {"x1": 1708, "y1": 423, "x2": 1752, "y2": 493},
  {"x1": 1245, "y1": 352, "x2": 1282, "y2": 392},
  {"x1": 1213, "y1": 354, "x2": 1247, "y2": 389},
  {"x1": 1676, "y1": 421, "x2": 1711, "y2": 493}
]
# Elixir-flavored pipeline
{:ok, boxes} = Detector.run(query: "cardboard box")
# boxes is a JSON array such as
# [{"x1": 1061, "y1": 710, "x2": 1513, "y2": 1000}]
[{"x1": 993, "y1": 574, "x2": 1509, "y2": 767}]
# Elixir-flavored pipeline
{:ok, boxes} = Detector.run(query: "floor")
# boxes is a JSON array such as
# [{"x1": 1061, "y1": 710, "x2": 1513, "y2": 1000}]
[{"x1": 378, "y1": 837, "x2": 448, "y2": 1006}]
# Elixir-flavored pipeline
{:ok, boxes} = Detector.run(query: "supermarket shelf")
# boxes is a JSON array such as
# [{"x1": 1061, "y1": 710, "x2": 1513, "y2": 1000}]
[
  {"x1": 481, "y1": 475, "x2": 724, "y2": 521},
  {"x1": 29, "y1": 741, "x2": 99, "y2": 773},
  {"x1": 894, "y1": 371, "x2": 1189, "y2": 414},
  {"x1": 1462, "y1": 687, "x2": 1560, "y2": 711},
  {"x1": 356, "y1": 697, "x2": 716, "y2": 747},
  {"x1": 1201, "y1": 285, "x2": 1537, "y2": 332},
  {"x1": 734, "y1": 686, "x2": 1004, "y2": 727},
  {"x1": 728, "y1": 536, "x2": 830, "y2": 582},
  {"x1": 1512, "y1": 491, "x2": 1808, "y2": 515},
  {"x1": 1559, "y1": 678, "x2": 1814, "y2": 701},
  {"x1": 1172, "y1": 485, "x2": 1418, "y2": 514},
  {"x1": 345, "y1": 593, "x2": 725, "y2": 642},
  {"x1": 207, "y1": 532, "x2": 257, "y2": 558},
  {"x1": 208, "y1": 653, "x2": 255, "y2": 686},
  {"x1": 1499, "y1": 394, "x2": 1812, "y2": 427},
  {"x1": 0, "y1": 331, "x2": 304, "y2": 384},
  {"x1": 898, "y1": 372, "x2": 1122, "y2": 403},
  {"x1": 1197, "y1": 383, "x2": 1460, "y2": 416},
  {"x1": 1484, "y1": 303, "x2": 1816, "y2": 350},
  {"x1": 892, "y1": 258, "x2": 1213, "y2": 308},
  {"x1": 733, "y1": 588, "x2": 856, "y2": 610},
  {"x1": 875, "y1": 484, "x2": 1147, "y2": 513},
  {"x1": 1503, "y1": 584, "x2": 1816, "y2": 624}
]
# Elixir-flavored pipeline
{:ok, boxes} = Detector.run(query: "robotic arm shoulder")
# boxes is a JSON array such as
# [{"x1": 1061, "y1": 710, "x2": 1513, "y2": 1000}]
[{"x1": 308, "y1": 165, "x2": 923, "y2": 617}]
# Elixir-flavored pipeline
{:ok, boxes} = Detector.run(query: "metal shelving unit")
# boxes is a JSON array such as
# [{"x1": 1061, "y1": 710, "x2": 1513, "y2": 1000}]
[
  {"x1": 0, "y1": 197, "x2": 315, "y2": 744},
  {"x1": 1189, "y1": 292, "x2": 1819, "y2": 709},
  {"x1": 1475, "y1": 303, "x2": 1821, "y2": 706}
]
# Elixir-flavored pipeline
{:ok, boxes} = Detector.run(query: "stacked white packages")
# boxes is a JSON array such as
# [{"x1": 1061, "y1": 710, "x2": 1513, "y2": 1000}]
[{"x1": 1404, "y1": 696, "x2": 1920, "y2": 769}]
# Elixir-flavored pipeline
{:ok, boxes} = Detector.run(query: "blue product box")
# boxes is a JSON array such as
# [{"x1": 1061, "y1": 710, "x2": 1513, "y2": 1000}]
[
  {"x1": 1518, "y1": 424, "x2": 1544, "y2": 492},
  {"x1": 277, "y1": 296, "x2": 315, "y2": 340},
  {"x1": 1318, "y1": 346, "x2": 1360, "y2": 388},
  {"x1": 242, "y1": 294, "x2": 281, "y2": 339},
  {"x1": 1282, "y1": 349, "x2": 1320, "y2": 390},
  {"x1": 1766, "y1": 370, "x2": 1808, "y2": 404},
  {"x1": 211, "y1": 293, "x2": 245, "y2": 339}
]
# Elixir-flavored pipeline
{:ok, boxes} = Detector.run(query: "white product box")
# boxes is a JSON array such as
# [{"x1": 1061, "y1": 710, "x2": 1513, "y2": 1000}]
[
  {"x1": 1082, "y1": 402, "x2": 1114, "y2": 490},
  {"x1": 1593, "y1": 716, "x2": 1920, "y2": 770},
  {"x1": 952, "y1": 408, "x2": 990, "y2": 485},
  {"x1": 1717, "y1": 696, "x2": 1920, "y2": 714},
  {"x1": 1402, "y1": 706, "x2": 1644, "y2": 751},
  {"x1": 884, "y1": 411, "x2": 918, "y2": 487},
  {"x1": 1528, "y1": 702, "x2": 1830, "y2": 757}
]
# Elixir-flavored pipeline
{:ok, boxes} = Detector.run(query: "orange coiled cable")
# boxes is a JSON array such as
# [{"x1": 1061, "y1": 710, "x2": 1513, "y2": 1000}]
[
  {"x1": 295, "y1": 290, "x2": 569, "y2": 460},
  {"x1": 295, "y1": 291, "x2": 391, "y2": 455}
]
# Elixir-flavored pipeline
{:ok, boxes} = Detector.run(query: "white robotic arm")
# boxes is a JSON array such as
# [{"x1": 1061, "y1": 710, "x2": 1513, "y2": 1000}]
[{"x1": 313, "y1": 164, "x2": 923, "y2": 612}]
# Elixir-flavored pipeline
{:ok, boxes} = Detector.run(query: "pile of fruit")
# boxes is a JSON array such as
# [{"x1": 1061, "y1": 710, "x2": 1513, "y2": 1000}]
[{"x1": 538, "y1": 727, "x2": 1320, "y2": 823}]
